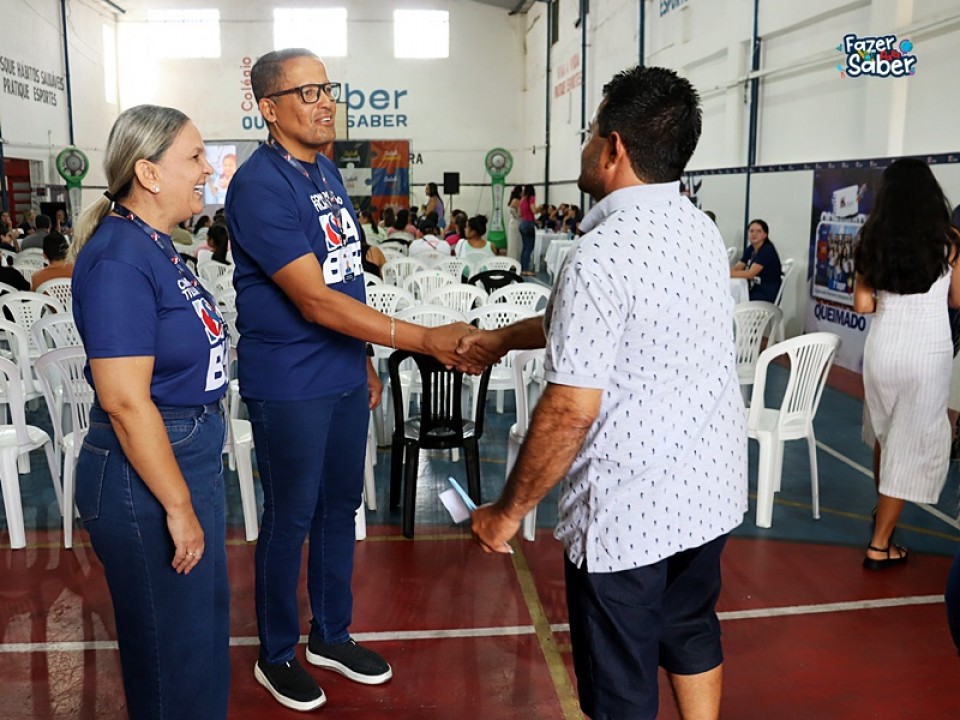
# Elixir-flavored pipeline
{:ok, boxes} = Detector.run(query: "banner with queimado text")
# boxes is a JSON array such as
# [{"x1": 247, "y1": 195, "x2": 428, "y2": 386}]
[{"x1": 803, "y1": 166, "x2": 883, "y2": 372}]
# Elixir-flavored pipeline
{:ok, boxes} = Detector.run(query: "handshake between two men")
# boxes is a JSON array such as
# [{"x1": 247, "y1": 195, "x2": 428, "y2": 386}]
[{"x1": 420, "y1": 316, "x2": 547, "y2": 375}]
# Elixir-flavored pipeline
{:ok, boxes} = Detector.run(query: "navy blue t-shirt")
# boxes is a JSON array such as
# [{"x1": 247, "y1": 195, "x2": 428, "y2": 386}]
[
  {"x1": 740, "y1": 240, "x2": 782, "y2": 303},
  {"x1": 225, "y1": 143, "x2": 366, "y2": 401},
  {"x1": 72, "y1": 216, "x2": 228, "y2": 406}
]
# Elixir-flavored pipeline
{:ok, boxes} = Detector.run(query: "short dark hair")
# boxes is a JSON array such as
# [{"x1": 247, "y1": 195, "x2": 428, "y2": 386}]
[
  {"x1": 35, "y1": 214, "x2": 51, "y2": 231},
  {"x1": 854, "y1": 158, "x2": 954, "y2": 295},
  {"x1": 597, "y1": 66, "x2": 702, "y2": 183},
  {"x1": 251, "y1": 48, "x2": 320, "y2": 102},
  {"x1": 43, "y1": 231, "x2": 68, "y2": 261}
]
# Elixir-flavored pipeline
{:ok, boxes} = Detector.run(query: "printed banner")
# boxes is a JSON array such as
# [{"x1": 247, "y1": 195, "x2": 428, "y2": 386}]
[
  {"x1": 323, "y1": 140, "x2": 409, "y2": 217},
  {"x1": 803, "y1": 166, "x2": 883, "y2": 371}
]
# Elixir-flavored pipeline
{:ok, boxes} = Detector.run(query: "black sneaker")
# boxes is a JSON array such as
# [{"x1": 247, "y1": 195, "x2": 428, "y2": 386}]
[
  {"x1": 306, "y1": 637, "x2": 393, "y2": 685},
  {"x1": 254, "y1": 658, "x2": 326, "y2": 712}
]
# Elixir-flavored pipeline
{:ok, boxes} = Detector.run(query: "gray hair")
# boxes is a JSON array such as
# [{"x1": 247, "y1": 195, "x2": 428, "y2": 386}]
[{"x1": 70, "y1": 105, "x2": 189, "y2": 260}]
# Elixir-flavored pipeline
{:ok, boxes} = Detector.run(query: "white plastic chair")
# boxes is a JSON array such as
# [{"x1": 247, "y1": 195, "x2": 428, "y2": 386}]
[
  {"x1": 0, "y1": 355, "x2": 60, "y2": 549},
  {"x1": 35, "y1": 277, "x2": 73, "y2": 310},
  {"x1": 17, "y1": 248, "x2": 44, "y2": 261},
  {"x1": 435, "y1": 257, "x2": 467, "y2": 280},
  {"x1": 364, "y1": 272, "x2": 383, "y2": 287},
  {"x1": 214, "y1": 287, "x2": 237, "y2": 313},
  {"x1": 211, "y1": 272, "x2": 234, "y2": 295},
  {"x1": 382, "y1": 257, "x2": 427, "y2": 287},
  {"x1": 478, "y1": 257, "x2": 522, "y2": 275},
  {"x1": 733, "y1": 301, "x2": 782, "y2": 402},
  {"x1": 197, "y1": 260, "x2": 233, "y2": 287},
  {"x1": 380, "y1": 247, "x2": 405, "y2": 263},
  {"x1": 414, "y1": 250, "x2": 448, "y2": 267},
  {"x1": 31, "y1": 313, "x2": 81, "y2": 352},
  {"x1": 424, "y1": 284, "x2": 487, "y2": 315},
  {"x1": 466, "y1": 304, "x2": 537, "y2": 416},
  {"x1": 505, "y1": 348, "x2": 546, "y2": 541},
  {"x1": 34, "y1": 347, "x2": 93, "y2": 548},
  {"x1": 403, "y1": 269, "x2": 455, "y2": 301},
  {"x1": 747, "y1": 332, "x2": 840, "y2": 528},
  {"x1": 0, "y1": 291, "x2": 65, "y2": 360},
  {"x1": 772, "y1": 258, "x2": 796, "y2": 343},
  {"x1": 0, "y1": 320, "x2": 46, "y2": 409},
  {"x1": 225, "y1": 347, "x2": 259, "y2": 542},
  {"x1": 488, "y1": 284, "x2": 551, "y2": 313},
  {"x1": 13, "y1": 254, "x2": 45, "y2": 272}
]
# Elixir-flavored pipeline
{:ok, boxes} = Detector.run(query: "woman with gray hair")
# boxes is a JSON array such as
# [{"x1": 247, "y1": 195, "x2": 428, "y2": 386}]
[{"x1": 71, "y1": 105, "x2": 230, "y2": 719}]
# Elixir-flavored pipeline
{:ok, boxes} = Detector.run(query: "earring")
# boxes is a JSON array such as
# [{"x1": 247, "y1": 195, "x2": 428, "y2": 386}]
[{"x1": 153, "y1": 185, "x2": 160, "y2": 193}]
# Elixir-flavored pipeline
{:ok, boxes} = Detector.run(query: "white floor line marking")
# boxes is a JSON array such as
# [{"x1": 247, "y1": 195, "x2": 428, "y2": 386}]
[
  {"x1": 716, "y1": 594, "x2": 943, "y2": 621},
  {"x1": 816, "y1": 440, "x2": 960, "y2": 531},
  {"x1": 0, "y1": 596, "x2": 944, "y2": 654}
]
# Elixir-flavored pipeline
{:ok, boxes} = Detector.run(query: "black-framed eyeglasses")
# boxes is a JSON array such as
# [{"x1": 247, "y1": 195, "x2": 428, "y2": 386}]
[{"x1": 266, "y1": 82, "x2": 342, "y2": 103}]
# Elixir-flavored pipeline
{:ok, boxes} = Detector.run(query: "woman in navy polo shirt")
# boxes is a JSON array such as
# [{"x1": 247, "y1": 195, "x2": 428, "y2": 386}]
[
  {"x1": 731, "y1": 218, "x2": 783, "y2": 302},
  {"x1": 70, "y1": 105, "x2": 230, "y2": 720}
]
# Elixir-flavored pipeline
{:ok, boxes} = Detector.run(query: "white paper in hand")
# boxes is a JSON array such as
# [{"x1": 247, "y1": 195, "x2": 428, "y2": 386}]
[{"x1": 439, "y1": 488, "x2": 472, "y2": 524}]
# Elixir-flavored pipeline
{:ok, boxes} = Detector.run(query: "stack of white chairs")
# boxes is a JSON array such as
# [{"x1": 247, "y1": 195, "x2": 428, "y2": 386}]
[
  {"x1": 488, "y1": 284, "x2": 551, "y2": 313},
  {"x1": 0, "y1": 320, "x2": 46, "y2": 422},
  {"x1": 733, "y1": 301, "x2": 782, "y2": 403},
  {"x1": 466, "y1": 304, "x2": 537, "y2": 416},
  {"x1": 0, "y1": 355, "x2": 59, "y2": 549},
  {"x1": 424, "y1": 284, "x2": 487, "y2": 315},
  {"x1": 225, "y1": 347, "x2": 259, "y2": 542},
  {"x1": 382, "y1": 257, "x2": 427, "y2": 287},
  {"x1": 35, "y1": 278, "x2": 73, "y2": 310},
  {"x1": 747, "y1": 332, "x2": 840, "y2": 528},
  {"x1": 34, "y1": 347, "x2": 93, "y2": 548}
]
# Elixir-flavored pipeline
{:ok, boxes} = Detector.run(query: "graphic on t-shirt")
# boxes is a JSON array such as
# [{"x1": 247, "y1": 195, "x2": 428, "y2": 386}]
[
  {"x1": 320, "y1": 207, "x2": 363, "y2": 285},
  {"x1": 192, "y1": 297, "x2": 225, "y2": 345}
]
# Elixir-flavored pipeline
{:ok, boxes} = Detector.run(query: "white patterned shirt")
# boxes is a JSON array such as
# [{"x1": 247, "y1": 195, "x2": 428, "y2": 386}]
[{"x1": 545, "y1": 182, "x2": 748, "y2": 573}]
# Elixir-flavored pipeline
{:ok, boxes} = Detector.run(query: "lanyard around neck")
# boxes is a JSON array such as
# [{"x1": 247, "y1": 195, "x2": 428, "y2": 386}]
[{"x1": 112, "y1": 202, "x2": 206, "y2": 295}]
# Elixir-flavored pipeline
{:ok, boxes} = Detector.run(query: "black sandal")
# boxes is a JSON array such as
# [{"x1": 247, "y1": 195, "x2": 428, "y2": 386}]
[{"x1": 863, "y1": 543, "x2": 908, "y2": 571}]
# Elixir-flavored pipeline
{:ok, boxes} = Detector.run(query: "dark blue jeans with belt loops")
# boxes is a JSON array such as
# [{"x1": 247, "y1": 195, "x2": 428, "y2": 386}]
[
  {"x1": 246, "y1": 382, "x2": 368, "y2": 664},
  {"x1": 76, "y1": 403, "x2": 229, "y2": 720}
]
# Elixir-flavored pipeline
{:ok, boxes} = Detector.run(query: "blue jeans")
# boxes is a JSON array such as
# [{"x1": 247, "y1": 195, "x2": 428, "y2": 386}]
[
  {"x1": 519, "y1": 220, "x2": 537, "y2": 272},
  {"x1": 246, "y1": 383, "x2": 368, "y2": 664},
  {"x1": 76, "y1": 403, "x2": 229, "y2": 720}
]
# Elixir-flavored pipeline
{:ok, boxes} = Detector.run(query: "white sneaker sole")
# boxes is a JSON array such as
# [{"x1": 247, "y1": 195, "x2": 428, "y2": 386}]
[
  {"x1": 305, "y1": 648, "x2": 394, "y2": 685},
  {"x1": 254, "y1": 663, "x2": 327, "y2": 712}
]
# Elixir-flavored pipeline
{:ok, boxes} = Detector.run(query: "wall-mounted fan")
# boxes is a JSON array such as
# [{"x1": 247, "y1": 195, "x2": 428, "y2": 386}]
[
  {"x1": 56, "y1": 147, "x2": 90, "y2": 223},
  {"x1": 484, "y1": 148, "x2": 513, "y2": 249}
]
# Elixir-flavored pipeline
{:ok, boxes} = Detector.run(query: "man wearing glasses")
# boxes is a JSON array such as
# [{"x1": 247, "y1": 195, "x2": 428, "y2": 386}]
[{"x1": 226, "y1": 49, "x2": 473, "y2": 712}]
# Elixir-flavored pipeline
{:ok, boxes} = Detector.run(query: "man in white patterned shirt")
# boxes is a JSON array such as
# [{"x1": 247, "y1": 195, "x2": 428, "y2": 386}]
[{"x1": 458, "y1": 66, "x2": 748, "y2": 720}]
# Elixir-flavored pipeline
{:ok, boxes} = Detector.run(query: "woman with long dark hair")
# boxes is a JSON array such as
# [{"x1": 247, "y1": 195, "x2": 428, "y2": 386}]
[
  {"x1": 422, "y1": 182, "x2": 446, "y2": 228},
  {"x1": 853, "y1": 158, "x2": 960, "y2": 570},
  {"x1": 518, "y1": 184, "x2": 537, "y2": 275}
]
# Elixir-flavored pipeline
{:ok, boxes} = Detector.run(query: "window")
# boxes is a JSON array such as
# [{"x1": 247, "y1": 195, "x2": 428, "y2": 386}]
[
  {"x1": 147, "y1": 9, "x2": 220, "y2": 59},
  {"x1": 102, "y1": 24, "x2": 117, "y2": 104},
  {"x1": 394, "y1": 10, "x2": 449, "y2": 59},
  {"x1": 273, "y1": 8, "x2": 347, "y2": 57}
]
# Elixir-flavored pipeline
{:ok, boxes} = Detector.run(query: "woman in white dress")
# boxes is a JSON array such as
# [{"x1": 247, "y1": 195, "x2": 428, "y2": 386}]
[
  {"x1": 506, "y1": 185, "x2": 522, "y2": 261},
  {"x1": 854, "y1": 158, "x2": 960, "y2": 570}
]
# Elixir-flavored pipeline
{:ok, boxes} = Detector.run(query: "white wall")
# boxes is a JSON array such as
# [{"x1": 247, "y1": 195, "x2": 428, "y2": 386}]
[
  {"x1": 0, "y1": 0, "x2": 119, "y2": 193},
  {"x1": 114, "y1": 0, "x2": 526, "y2": 217}
]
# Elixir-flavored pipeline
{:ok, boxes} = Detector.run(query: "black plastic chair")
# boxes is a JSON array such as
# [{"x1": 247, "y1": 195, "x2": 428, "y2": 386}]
[
  {"x1": 388, "y1": 350, "x2": 492, "y2": 538},
  {"x1": 467, "y1": 269, "x2": 525, "y2": 293}
]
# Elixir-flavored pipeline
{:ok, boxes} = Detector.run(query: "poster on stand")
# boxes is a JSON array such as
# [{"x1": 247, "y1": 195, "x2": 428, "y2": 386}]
[
  {"x1": 324, "y1": 140, "x2": 409, "y2": 220},
  {"x1": 803, "y1": 166, "x2": 883, "y2": 372}
]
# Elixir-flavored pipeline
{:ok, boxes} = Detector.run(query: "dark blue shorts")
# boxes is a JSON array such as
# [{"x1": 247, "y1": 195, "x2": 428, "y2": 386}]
[{"x1": 564, "y1": 533, "x2": 729, "y2": 720}]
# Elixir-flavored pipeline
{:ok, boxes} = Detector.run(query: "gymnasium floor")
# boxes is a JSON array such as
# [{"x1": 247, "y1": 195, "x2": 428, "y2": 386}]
[{"x1": 2, "y1": 342, "x2": 960, "y2": 718}]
